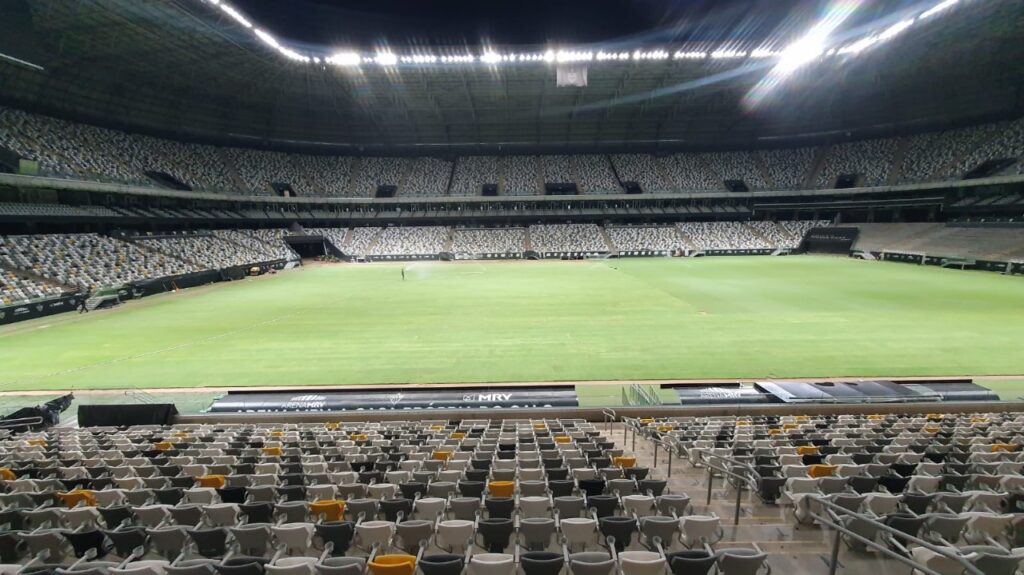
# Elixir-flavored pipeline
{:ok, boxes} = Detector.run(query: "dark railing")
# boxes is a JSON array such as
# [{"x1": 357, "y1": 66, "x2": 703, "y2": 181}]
[{"x1": 809, "y1": 496, "x2": 987, "y2": 575}]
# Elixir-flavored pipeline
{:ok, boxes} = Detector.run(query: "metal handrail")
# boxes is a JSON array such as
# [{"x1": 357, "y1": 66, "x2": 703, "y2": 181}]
[
  {"x1": 810, "y1": 496, "x2": 987, "y2": 575},
  {"x1": 0, "y1": 416, "x2": 44, "y2": 430},
  {"x1": 602, "y1": 409, "x2": 617, "y2": 432},
  {"x1": 697, "y1": 451, "x2": 760, "y2": 526}
]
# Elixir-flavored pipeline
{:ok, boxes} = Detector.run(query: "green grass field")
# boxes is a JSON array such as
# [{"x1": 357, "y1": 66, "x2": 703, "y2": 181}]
[{"x1": 2, "y1": 256, "x2": 1024, "y2": 392}]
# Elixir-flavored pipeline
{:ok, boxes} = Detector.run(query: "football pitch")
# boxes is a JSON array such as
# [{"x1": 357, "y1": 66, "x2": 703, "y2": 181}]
[{"x1": 2, "y1": 256, "x2": 1024, "y2": 392}]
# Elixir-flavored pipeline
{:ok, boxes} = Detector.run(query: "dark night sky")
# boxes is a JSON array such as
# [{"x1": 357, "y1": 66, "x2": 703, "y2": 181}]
[{"x1": 229, "y1": 0, "x2": 875, "y2": 48}]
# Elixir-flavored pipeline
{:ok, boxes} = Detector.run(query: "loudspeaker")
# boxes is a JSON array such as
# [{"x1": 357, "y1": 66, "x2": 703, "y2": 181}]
[
  {"x1": 544, "y1": 182, "x2": 578, "y2": 195},
  {"x1": 482, "y1": 184, "x2": 498, "y2": 196},
  {"x1": 271, "y1": 182, "x2": 296, "y2": 197},
  {"x1": 375, "y1": 185, "x2": 397, "y2": 198},
  {"x1": 622, "y1": 181, "x2": 643, "y2": 194},
  {"x1": 834, "y1": 174, "x2": 860, "y2": 189},
  {"x1": 724, "y1": 179, "x2": 749, "y2": 193}
]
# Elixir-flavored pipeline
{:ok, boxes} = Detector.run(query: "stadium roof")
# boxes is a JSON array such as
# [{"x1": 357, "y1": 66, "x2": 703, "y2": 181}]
[{"x1": 0, "y1": 0, "x2": 1021, "y2": 154}]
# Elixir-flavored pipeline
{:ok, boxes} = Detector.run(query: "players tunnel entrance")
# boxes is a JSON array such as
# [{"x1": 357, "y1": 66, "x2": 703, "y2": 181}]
[{"x1": 284, "y1": 235, "x2": 330, "y2": 259}]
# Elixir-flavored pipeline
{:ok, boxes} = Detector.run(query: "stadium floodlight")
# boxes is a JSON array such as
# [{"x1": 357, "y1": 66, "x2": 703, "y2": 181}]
[
  {"x1": 710, "y1": 50, "x2": 746, "y2": 59},
  {"x1": 920, "y1": 0, "x2": 958, "y2": 19},
  {"x1": 254, "y1": 29, "x2": 279, "y2": 48},
  {"x1": 877, "y1": 18, "x2": 915, "y2": 41},
  {"x1": 219, "y1": 3, "x2": 252, "y2": 28},
  {"x1": 674, "y1": 51, "x2": 707, "y2": 59},
  {"x1": 750, "y1": 48, "x2": 779, "y2": 59},
  {"x1": 556, "y1": 50, "x2": 594, "y2": 63},
  {"x1": 376, "y1": 52, "x2": 398, "y2": 66},
  {"x1": 327, "y1": 51, "x2": 362, "y2": 66},
  {"x1": 481, "y1": 51, "x2": 502, "y2": 64},
  {"x1": 543, "y1": 50, "x2": 556, "y2": 63}
]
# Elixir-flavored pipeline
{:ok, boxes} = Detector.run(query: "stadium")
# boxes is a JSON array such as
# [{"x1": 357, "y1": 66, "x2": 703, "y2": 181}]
[{"x1": 0, "y1": 0, "x2": 1023, "y2": 573}]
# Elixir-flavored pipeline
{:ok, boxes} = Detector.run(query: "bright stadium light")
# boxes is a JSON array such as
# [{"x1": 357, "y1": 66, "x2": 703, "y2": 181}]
[
  {"x1": 376, "y1": 51, "x2": 398, "y2": 66},
  {"x1": 194, "y1": 0, "x2": 969, "y2": 70},
  {"x1": 878, "y1": 18, "x2": 915, "y2": 41},
  {"x1": 219, "y1": 3, "x2": 252, "y2": 28},
  {"x1": 254, "y1": 29, "x2": 279, "y2": 48},
  {"x1": 327, "y1": 51, "x2": 362, "y2": 66},
  {"x1": 920, "y1": 0, "x2": 959, "y2": 19}
]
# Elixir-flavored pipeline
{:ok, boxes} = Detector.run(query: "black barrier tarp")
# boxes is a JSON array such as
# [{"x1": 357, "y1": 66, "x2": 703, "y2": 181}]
[
  {"x1": 0, "y1": 294, "x2": 82, "y2": 326},
  {"x1": 210, "y1": 387, "x2": 579, "y2": 412},
  {"x1": 800, "y1": 227, "x2": 859, "y2": 253},
  {"x1": 78, "y1": 404, "x2": 178, "y2": 427}
]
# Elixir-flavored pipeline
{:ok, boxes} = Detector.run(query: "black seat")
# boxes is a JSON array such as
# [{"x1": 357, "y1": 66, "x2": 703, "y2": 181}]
[
  {"x1": 485, "y1": 497, "x2": 515, "y2": 519},
  {"x1": 667, "y1": 550, "x2": 717, "y2": 575},
  {"x1": 398, "y1": 482, "x2": 426, "y2": 500},
  {"x1": 316, "y1": 521, "x2": 355, "y2": 556},
  {"x1": 476, "y1": 518, "x2": 514, "y2": 553},
  {"x1": 104, "y1": 527, "x2": 149, "y2": 557},
  {"x1": 520, "y1": 552, "x2": 565, "y2": 575},
  {"x1": 599, "y1": 516, "x2": 637, "y2": 552},
  {"x1": 418, "y1": 554, "x2": 464, "y2": 575},
  {"x1": 380, "y1": 498, "x2": 414, "y2": 522},
  {"x1": 587, "y1": 495, "x2": 619, "y2": 518},
  {"x1": 62, "y1": 529, "x2": 109, "y2": 559},
  {"x1": 578, "y1": 479, "x2": 606, "y2": 497},
  {"x1": 240, "y1": 503, "x2": 274, "y2": 524}
]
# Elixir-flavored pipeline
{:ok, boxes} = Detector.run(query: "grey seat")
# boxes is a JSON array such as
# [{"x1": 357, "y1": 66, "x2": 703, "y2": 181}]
[
  {"x1": 568, "y1": 552, "x2": 616, "y2": 575},
  {"x1": 164, "y1": 559, "x2": 219, "y2": 575},
  {"x1": 518, "y1": 518, "x2": 555, "y2": 551},
  {"x1": 553, "y1": 497, "x2": 586, "y2": 519},
  {"x1": 449, "y1": 498, "x2": 481, "y2": 521},
  {"x1": 315, "y1": 557, "x2": 365, "y2": 575},
  {"x1": 230, "y1": 524, "x2": 272, "y2": 557},
  {"x1": 148, "y1": 527, "x2": 188, "y2": 559},
  {"x1": 640, "y1": 516, "x2": 680, "y2": 549},
  {"x1": 716, "y1": 547, "x2": 769, "y2": 575},
  {"x1": 395, "y1": 520, "x2": 433, "y2": 554},
  {"x1": 655, "y1": 495, "x2": 690, "y2": 517}
]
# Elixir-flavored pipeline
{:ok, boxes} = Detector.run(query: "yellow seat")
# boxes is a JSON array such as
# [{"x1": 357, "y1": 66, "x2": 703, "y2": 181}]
[
  {"x1": 324, "y1": 422, "x2": 339, "y2": 430},
  {"x1": 173, "y1": 432, "x2": 190, "y2": 439},
  {"x1": 613, "y1": 456, "x2": 637, "y2": 469},
  {"x1": 795, "y1": 416, "x2": 810, "y2": 422},
  {"x1": 350, "y1": 434, "x2": 368, "y2": 441},
  {"x1": 488, "y1": 481, "x2": 515, "y2": 497},
  {"x1": 923, "y1": 426, "x2": 940, "y2": 434},
  {"x1": 430, "y1": 425, "x2": 444, "y2": 431},
  {"x1": 368, "y1": 555, "x2": 416, "y2": 575},
  {"x1": 270, "y1": 431, "x2": 284, "y2": 438},
  {"x1": 58, "y1": 490, "x2": 96, "y2": 508},
  {"x1": 796, "y1": 446, "x2": 819, "y2": 456},
  {"x1": 197, "y1": 475, "x2": 226, "y2": 489},
  {"x1": 926, "y1": 413, "x2": 943, "y2": 421},
  {"x1": 0, "y1": 468, "x2": 15, "y2": 481},
  {"x1": 533, "y1": 423, "x2": 547, "y2": 430},
  {"x1": 992, "y1": 444, "x2": 1018, "y2": 453},
  {"x1": 310, "y1": 500, "x2": 346, "y2": 521},
  {"x1": 153, "y1": 442, "x2": 174, "y2": 451},
  {"x1": 768, "y1": 429, "x2": 782, "y2": 435},
  {"x1": 261, "y1": 447, "x2": 283, "y2": 457},
  {"x1": 27, "y1": 439, "x2": 47, "y2": 447},
  {"x1": 554, "y1": 436, "x2": 572, "y2": 444},
  {"x1": 782, "y1": 423, "x2": 798, "y2": 430},
  {"x1": 450, "y1": 433, "x2": 466, "y2": 440},
  {"x1": 970, "y1": 417, "x2": 990, "y2": 424},
  {"x1": 639, "y1": 418, "x2": 655, "y2": 424},
  {"x1": 656, "y1": 425, "x2": 674, "y2": 433},
  {"x1": 736, "y1": 421, "x2": 751, "y2": 427},
  {"x1": 432, "y1": 451, "x2": 453, "y2": 461},
  {"x1": 808, "y1": 465, "x2": 837, "y2": 478},
  {"x1": 867, "y1": 415, "x2": 884, "y2": 421}
]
